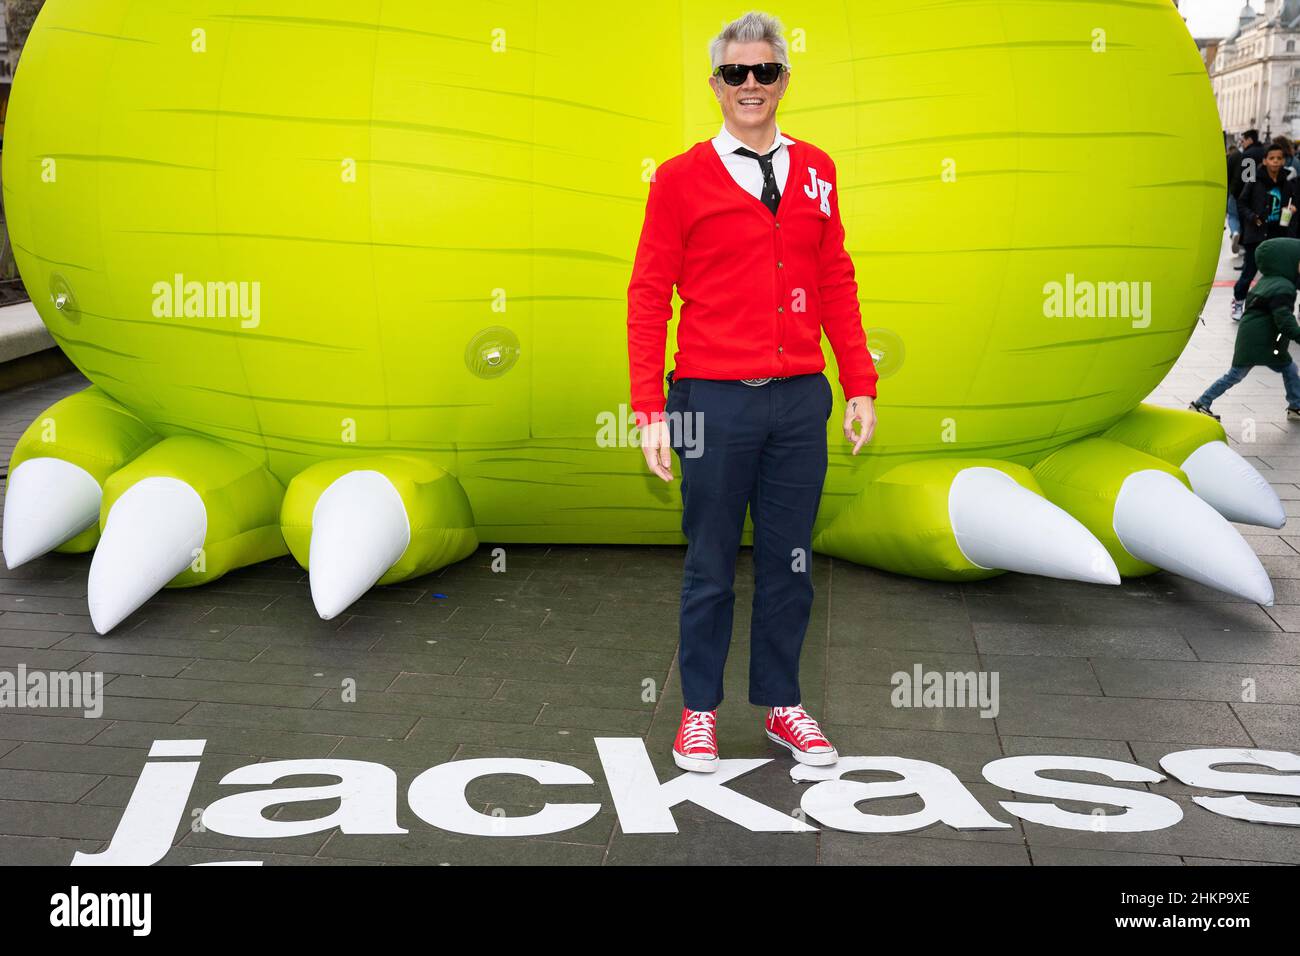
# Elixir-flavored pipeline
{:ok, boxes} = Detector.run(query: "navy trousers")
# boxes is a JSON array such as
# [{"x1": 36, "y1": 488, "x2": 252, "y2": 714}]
[{"x1": 664, "y1": 371, "x2": 833, "y2": 711}]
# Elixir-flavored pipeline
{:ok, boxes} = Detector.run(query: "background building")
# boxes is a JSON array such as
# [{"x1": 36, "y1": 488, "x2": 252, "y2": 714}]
[{"x1": 1211, "y1": 1, "x2": 1300, "y2": 140}]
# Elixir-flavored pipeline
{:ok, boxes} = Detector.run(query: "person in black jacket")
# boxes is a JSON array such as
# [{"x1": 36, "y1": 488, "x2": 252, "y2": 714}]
[
  {"x1": 1230, "y1": 130, "x2": 1268, "y2": 271},
  {"x1": 1233, "y1": 143, "x2": 1299, "y2": 320}
]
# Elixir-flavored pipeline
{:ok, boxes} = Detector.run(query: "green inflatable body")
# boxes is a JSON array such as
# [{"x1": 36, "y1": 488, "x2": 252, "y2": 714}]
[{"x1": 1, "y1": 0, "x2": 1280, "y2": 633}]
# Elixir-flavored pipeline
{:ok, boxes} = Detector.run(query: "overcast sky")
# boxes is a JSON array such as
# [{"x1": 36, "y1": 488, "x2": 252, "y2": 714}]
[{"x1": 1181, "y1": 0, "x2": 1249, "y2": 37}]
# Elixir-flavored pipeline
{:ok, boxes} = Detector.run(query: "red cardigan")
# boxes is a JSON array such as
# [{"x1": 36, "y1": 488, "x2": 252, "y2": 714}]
[{"x1": 626, "y1": 136, "x2": 878, "y2": 420}]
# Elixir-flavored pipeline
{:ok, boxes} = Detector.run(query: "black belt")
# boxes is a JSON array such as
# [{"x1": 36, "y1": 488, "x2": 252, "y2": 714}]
[{"x1": 666, "y1": 370, "x2": 793, "y2": 387}]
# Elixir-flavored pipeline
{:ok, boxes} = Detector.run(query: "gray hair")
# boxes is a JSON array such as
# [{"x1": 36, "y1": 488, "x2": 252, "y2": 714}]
[{"x1": 709, "y1": 11, "x2": 790, "y2": 72}]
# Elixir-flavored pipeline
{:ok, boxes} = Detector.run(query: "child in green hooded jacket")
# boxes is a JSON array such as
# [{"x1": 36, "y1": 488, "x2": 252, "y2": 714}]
[{"x1": 1192, "y1": 237, "x2": 1300, "y2": 422}]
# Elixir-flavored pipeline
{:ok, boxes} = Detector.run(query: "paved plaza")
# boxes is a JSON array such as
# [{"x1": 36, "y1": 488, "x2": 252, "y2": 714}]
[{"x1": 0, "y1": 237, "x2": 1296, "y2": 866}]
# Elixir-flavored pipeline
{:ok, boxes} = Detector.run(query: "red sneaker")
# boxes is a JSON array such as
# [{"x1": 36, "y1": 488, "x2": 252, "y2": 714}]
[
  {"x1": 672, "y1": 708, "x2": 719, "y2": 773},
  {"x1": 766, "y1": 704, "x2": 839, "y2": 766}
]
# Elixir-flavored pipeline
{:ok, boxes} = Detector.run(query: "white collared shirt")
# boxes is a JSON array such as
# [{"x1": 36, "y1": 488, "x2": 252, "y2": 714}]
[{"x1": 712, "y1": 121, "x2": 795, "y2": 201}]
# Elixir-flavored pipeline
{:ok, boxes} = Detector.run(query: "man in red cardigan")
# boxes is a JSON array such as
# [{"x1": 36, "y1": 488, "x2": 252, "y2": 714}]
[{"x1": 627, "y1": 12, "x2": 879, "y2": 773}]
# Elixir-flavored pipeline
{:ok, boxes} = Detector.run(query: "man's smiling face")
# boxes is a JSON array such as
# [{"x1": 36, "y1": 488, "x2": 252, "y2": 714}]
[{"x1": 709, "y1": 40, "x2": 789, "y2": 136}]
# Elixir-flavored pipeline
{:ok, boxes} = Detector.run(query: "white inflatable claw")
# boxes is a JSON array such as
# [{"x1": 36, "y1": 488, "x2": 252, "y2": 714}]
[
  {"x1": 949, "y1": 467, "x2": 1121, "y2": 585},
  {"x1": 2, "y1": 457, "x2": 101, "y2": 568},
  {"x1": 1179, "y1": 440, "x2": 1286, "y2": 530},
  {"x1": 308, "y1": 470, "x2": 411, "y2": 621},
  {"x1": 87, "y1": 477, "x2": 207, "y2": 634},
  {"x1": 1114, "y1": 469, "x2": 1275, "y2": 605}
]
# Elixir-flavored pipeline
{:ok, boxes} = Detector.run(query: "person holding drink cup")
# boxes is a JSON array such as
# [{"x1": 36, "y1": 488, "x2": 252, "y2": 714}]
[{"x1": 1233, "y1": 144, "x2": 1300, "y2": 321}]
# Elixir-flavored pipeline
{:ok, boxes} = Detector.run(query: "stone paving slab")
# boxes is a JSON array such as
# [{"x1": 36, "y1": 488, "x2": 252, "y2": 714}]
[{"x1": 0, "y1": 236, "x2": 1296, "y2": 865}]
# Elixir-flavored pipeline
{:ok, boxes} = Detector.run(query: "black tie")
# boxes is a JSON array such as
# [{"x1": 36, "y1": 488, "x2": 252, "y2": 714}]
[{"x1": 733, "y1": 145, "x2": 782, "y2": 215}]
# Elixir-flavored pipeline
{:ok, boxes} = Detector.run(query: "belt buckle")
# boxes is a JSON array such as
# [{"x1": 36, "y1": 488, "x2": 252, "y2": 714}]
[{"x1": 740, "y1": 377, "x2": 772, "y2": 386}]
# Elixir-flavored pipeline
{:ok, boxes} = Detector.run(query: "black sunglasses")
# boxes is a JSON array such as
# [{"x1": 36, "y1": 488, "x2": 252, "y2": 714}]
[{"x1": 714, "y1": 62, "x2": 786, "y2": 86}]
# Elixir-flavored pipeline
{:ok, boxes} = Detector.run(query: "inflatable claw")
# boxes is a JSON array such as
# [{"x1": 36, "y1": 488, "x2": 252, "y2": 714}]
[
  {"x1": 1103, "y1": 404, "x2": 1286, "y2": 529},
  {"x1": 281, "y1": 458, "x2": 478, "y2": 620},
  {"x1": 814, "y1": 459, "x2": 1119, "y2": 585},
  {"x1": 89, "y1": 436, "x2": 287, "y2": 633},
  {"x1": 1032, "y1": 436, "x2": 1275, "y2": 606},
  {"x1": 4, "y1": 387, "x2": 158, "y2": 566}
]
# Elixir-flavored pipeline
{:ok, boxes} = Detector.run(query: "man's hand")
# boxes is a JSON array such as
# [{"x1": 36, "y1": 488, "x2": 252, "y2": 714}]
[
  {"x1": 843, "y1": 395, "x2": 876, "y2": 456},
  {"x1": 640, "y1": 419, "x2": 674, "y2": 482}
]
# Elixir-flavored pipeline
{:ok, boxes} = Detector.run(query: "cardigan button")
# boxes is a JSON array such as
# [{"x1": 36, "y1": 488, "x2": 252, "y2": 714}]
[
  {"x1": 777, "y1": 307, "x2": 784, "y2": 313},
  {"x1": 778, "y1": 346, "x2": 784, "y2": 353},
  {"x1": 777, "y1": 261, "x2": 784, "y2": 268}
]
